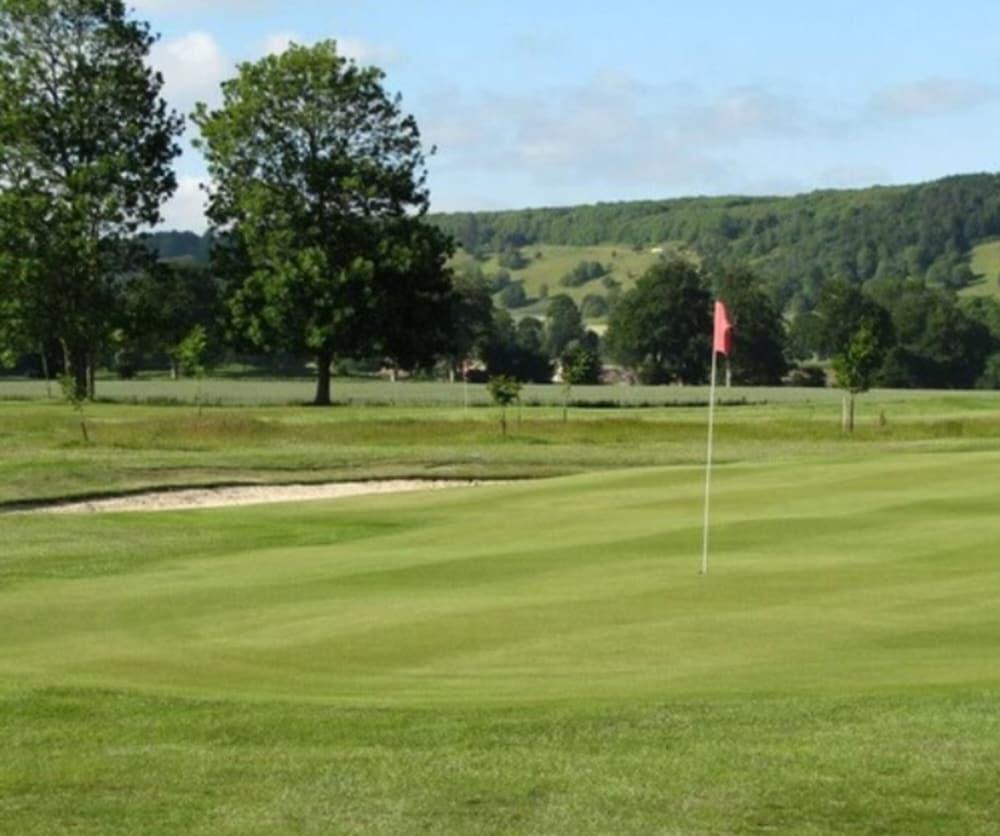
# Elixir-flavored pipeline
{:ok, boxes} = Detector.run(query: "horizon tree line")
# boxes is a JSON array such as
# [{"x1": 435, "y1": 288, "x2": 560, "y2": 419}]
[{"x1": 4, "y1": 1, "x2": 1000, "y2": 406}]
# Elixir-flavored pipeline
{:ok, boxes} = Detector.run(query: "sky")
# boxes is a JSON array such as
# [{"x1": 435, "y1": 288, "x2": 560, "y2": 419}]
[{"x1": 134, "y1": 0, "x2": 1000, "y2": 231}]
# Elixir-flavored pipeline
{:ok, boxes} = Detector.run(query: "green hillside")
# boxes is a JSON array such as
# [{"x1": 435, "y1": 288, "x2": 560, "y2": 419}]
[
  {"x1": 147, "y1": 173, "x2": 1000, "y2": 318},
  {"x1": 451, "y1": 243, "x2": 671, "y2": 320},
  {"x1": 434, "y1": 173, "x2": 1000, "y2": 312}
]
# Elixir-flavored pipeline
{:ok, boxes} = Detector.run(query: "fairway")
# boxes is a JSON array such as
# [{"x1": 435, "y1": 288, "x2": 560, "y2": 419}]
[
  {"x1": 3, "y1": 426, "x2": 1000, "y2": 833},
  {"x1": 3, "y1": 451, "x2": 1000, "y2": 703}
]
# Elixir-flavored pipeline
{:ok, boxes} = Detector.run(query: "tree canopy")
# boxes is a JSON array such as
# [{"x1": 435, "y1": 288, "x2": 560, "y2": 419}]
[
  {"x1": 0, "y1": 0, "x2": 183, "y2": 397},
  {"x1": 194, "y1": 40, "x2": 451, "y2": 404},
  {"x1": 605, "y1": 260, "x2": 712, "y2": 384},
  {"x1": 432, "y1": 174, "x2": 1000, "y2": 313}
]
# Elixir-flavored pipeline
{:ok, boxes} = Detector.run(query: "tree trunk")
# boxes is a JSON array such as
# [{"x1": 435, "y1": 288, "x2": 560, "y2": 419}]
[
  {"x1": 67, "y1": 344, "x2": 89, "y2": 401},
  {"x1": 86, "y1": 351, "x2": 96, "y2": 400},
  {"x1": 841, "y1": 392, "x2": 856, "y2": 433},
  {"x1": 314, "y1": 349, "x2": 333, "y2": 406},
  {"x1": 39, "y1": 343, "x2": 52, "y2": 398}
]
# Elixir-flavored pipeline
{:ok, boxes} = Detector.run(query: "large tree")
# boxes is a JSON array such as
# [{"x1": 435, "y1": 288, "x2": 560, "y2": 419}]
[
  {"x1": 194, "y1": 41, "x2": 451, "y2": 405},
  {"x1": 605, "y1": 259, "x2": 712, "y2": 384},
  {"x1": 0, "y1": 0, "x2": 182, "y2": 397}
]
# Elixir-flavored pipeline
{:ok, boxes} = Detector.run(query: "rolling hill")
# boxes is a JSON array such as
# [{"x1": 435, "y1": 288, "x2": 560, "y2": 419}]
[{"x1": 147, "y1": 172, "x2": 1000, "y2": 317}]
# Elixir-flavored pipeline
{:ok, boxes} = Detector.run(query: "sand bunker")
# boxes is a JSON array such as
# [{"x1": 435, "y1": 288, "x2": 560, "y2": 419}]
[{"x1": 30, "y1": 480, "x2": 496, "y2": 515}]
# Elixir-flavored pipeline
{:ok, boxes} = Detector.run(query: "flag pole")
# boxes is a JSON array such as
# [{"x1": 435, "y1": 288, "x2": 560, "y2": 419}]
[{"x1": 701, "y1": 347, "x2": 719, "y2": 575}]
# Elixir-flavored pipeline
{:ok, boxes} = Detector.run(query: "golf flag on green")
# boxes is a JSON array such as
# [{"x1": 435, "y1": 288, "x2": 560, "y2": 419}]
[
  {"x1": 702, "y1": 300, "x2": 732, "y2": 574},
  {"x1": 714, "y1": 300, "x2": 733, "y2": 356}
]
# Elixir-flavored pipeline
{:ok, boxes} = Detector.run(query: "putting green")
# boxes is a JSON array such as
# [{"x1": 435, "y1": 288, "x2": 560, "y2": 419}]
[{"x1": 3, "y1": 448, "x2": 999, "y2": 705}]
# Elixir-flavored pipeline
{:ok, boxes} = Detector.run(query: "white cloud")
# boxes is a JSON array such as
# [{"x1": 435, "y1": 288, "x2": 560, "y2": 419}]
[
  {"x1": 420, "y1": 78, "x2": 804, "y2": 193},
  {"x1": 150, "y1": 31, "x2": 229, "y2": 112},
  {"x1": 869, "y1": 78, "x2": 997, "y2": 120},
  {"x1": 158, "y1": 177, "x2": 208, "y2": 232}
]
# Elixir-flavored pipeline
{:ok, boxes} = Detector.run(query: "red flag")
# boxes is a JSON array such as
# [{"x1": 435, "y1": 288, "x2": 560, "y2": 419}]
[{"x1": 713, "y1": 301, "x2": 733, "y2": 356}]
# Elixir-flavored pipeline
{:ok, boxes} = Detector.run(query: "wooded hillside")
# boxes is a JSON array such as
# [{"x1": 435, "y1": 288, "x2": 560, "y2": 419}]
[{"x1": 430, "y1": 173, "x2": 1000, "y2": 311}]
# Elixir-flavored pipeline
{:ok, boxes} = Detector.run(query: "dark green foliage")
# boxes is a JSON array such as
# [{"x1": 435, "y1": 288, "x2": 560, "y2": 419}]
[
  {"x1": 145, "y1": 230, "x2": 212, "y2": 263},
  {"x1": 120, "y1": 262, "x2": 223, "y2": 375},
  {"x1": 977, "y1": 354, "x2": 1000, "y2": 389},
  {"x1": 497, "y1": 247, "x2": 530, "y2": 270},
  {"x1": 714, "y1": 266, "x2": 788, "y2": 385},
  {"x1": 868, "y1": 279, "x2": 994, "y2": 389},
  {"x1": 559, "y1": 260, "x2": 608, "y2": 287},
  {"x1": 487, "y1": 269, "x2": 513, "y2": 293},
  {"x1": 580, "y1": 294, "x2": 609, "y2": 319},
  {"x1": 605, "y1": 260, "x2": 712, "y2": 384},
  {"x1": 371, "y1": 221, "x2": 456, "y2": 372},
  {"x1": 786, "y1": 311, "x2": 823, "y2": 361},
  {"x1": 481, "y1": 310, "x2": 552, "y2": 382},
  {"x1": 561, "y1": 337, "x2": 602, "y2": 385},
  {"x1": 498, "y1": 281, "x2": 529, "y2": 308},
  {"x1": 545, "y1": 294, "x2": 585, "y2": 359},
  {"x1": 432, "y1": 174, "x2": 1000, "y2": 311},
  {"x1": 786, "y1": 365, "x2": 827, "y2": 387},
  {"x1": 961, "y1": 296, "x2": 1000, "y2": 344},
  {"x1": 194, "y1": 41, "x2": 450, "y2": 405},
  {"x1": 445, "y1": 272, "x2": 494, "y2": 374},
  {"x1": 0, "y1": 0, "x2": 183, "y2": 398},
  {"x1": 815, "y1": 280, "x2": 894, "y2": 362}
]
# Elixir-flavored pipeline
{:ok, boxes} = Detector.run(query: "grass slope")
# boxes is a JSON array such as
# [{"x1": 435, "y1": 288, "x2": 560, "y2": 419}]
[
  {"x1": 960, "y1": 239, "x2": 1000, "y2": 298},
  {"x1": 452, "y1": 243, "x2": 669, "y2": 318},
  {"x1": 2, "y1": 440, "x2": 1000, "y2": 831}
]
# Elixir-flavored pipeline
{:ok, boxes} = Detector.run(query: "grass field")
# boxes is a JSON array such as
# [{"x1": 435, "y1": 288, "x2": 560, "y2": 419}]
[
  {"x1": 3, "y1": 376, "x2": 821, "y2": 407},
  {"x1": 3, "y1": 393, "x2": 1000, "y2": 832}
]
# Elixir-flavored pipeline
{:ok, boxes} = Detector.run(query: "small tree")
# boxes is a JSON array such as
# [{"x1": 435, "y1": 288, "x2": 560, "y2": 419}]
[
  {"x1": 487, "y1": 375, "x2": 521, "y2": 437},
  {"x1": 817, "y1": 280, "x2": 893, "y2": 431},
  {"x1": 172, "y1": 325, "x2": 210, "y2": 415},
  {"x1": 832, "y1": 324, "x2": 881, "y2": 432},
  {"x1": 560, "y1": 339, "x2": 602, "y2": 423},
  {"x1": 59, "y1": 375, "x2": 89, "y2": 444}
]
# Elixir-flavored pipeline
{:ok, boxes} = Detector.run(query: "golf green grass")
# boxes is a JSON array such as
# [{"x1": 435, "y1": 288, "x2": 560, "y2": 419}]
[{"x1": 3, "y1": 436, "x2": 1000, "y2": 832}]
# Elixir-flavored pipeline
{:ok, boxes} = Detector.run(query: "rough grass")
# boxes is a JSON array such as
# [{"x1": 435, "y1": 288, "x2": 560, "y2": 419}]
[
  {"x1": 3, "y1": 391, "x2": 1000, "y2": 505},
  {"x1": 0, "y1": 377, "x2": 845, "y2": 407}
]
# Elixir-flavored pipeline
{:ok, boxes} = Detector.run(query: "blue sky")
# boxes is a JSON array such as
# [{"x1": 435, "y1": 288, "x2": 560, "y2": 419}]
[{"x1": 135, "y1": 0, "x2": 1000, "y2": 231}]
